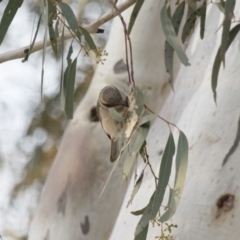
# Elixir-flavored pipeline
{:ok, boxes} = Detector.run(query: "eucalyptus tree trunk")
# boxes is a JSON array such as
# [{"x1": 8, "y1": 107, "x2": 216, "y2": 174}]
[
  {"x1": 28, "y1": 1, "x2": 171, "y2": 240},
  {"x1": 110, "y1": 3, "x2": 240, "y2": 240}
]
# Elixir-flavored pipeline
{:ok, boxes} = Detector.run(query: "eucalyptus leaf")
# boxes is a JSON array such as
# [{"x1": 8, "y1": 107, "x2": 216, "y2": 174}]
[
  {"x1": 41, "y1": 1, "x2": 49, "y2": 97},
  {"x1": 127, "y1": 170, "x2": 144, "y2": 207},
  {"x1": 150, "y1": 132, "x2": 175, "y2": 219},
  {"x1": 123, "y1": 124, "x2": 150, "y2": 180},
  {"x1": 161, "y1": 4, "x2": 190, "y2": 66},
  {"x1": 212, "y1": 24, "x2": 240, "y2": 103},
  {"x1": 60, "y1": 26, "x2": 65, "y2": 110},
  {"x1": 139, "y1": 112, "x2": 157, "y2": 126},
  {"x1": 220, "y1": 0, "x2": 236, "y2": 66},
  {"x1": 65, "y1": 58, "x2": 77, "y2": 119},
  {"x1": 79, "y1": 26, "x2": 97, "y2": 51},
  {"x1": 135, "y1": 192, "x2": 155, "y2": 236},
  {"x1": 200, "y1": 0, "x2": 207, "y2": 39},
  {"x1": 187, "y1": 0, "x2": 197, "y2": 11},
  {"x1": 164, "y1": 1, "x2": 185, "y2": 88},
  {"x1": 131, "y1": 206, "x2": 147, "y2": 216},
  {"x1": 0, "y1": 0, "x2": 23, "y2": 45},
  {"x1": 134, "y1": 224, "x2": 149, "y2": 240},
  {"x1": 128, "y1": 0, "x2": 145, "y2": 34},
  {"x1": 181, "y1": 9, "x2": 198, "y2": 43},
  {"x1": 159, "y1": 131, "x2": 188, "y2": 222},
  {"x1": 48, "y1": 0, "x2": 58, "y2": 57},
  {"x1": 58, "y1": 2, "x2": 82, "y2": 42}
]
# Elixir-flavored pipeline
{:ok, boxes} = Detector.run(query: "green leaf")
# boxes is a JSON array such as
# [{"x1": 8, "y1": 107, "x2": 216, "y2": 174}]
[
  {"x1": 135, "y1": 192, "x2": 155, "y2": 236},
  {"x1": 211, "y1": 24, "x2": 240, "y2": 103},
  {"x1": 161, "y1": 4, "x2": 190, "y2": 66},
  {"x1": 65, "y1": 57, "x2": 77, "y2": 119},
  {"x1": 127, "y1": 170, "x2": 144, "y2": 207},
  {"x1": 62, "y1": 44, "x2": 77, "y2": 119},
  {"x1": 164, "y1": 2, "x2": 185, "y2": 88},
  {"x1": 134, "y1": 224, "x2": 149, "y2": 240},
  {"x1": 123, "y1": 124, "x2": 150, "y2": 180},
  {"x1": 159, "y1": 188, "x2": 176, "y2": 222},
  {"x1": 150, "y1": 132, "x2": 175, "y2": 219},
  {"x1": 41, "y1": 1, "x2": 49, "y2": 97},
  {"x1": 220, "y1": 0, "x2": 236, "y2": 66},
  {"x1": 128, "y1": 0, "x2": 145, "y2": 34},
  {"x1": 58, "y1": 2, "x2": 82, "y2": 42},
  {"x1": 131, "y1": 206, "x2": 147, "y2": 216},
  {"x1": 134, "y1": 88, "x2": 145, "y2": 117},
  {"x1": 0, "y1": 0, "x2": 23, "y2": 45},
  {"x1": 200, "y1": 0, "x2": 207, "y2": 39},
  {"x1": 48, "y1": 0, "x2": 58, "y2": 57},
  {"x1": 215, "y1": 2, "x2": 225, "y2": 14},
  {"x1": 22, "y1": 13, "x2": 42, "y2": 62},
  {"x1": 181, "y1": 9, "x2": 198, "y2": 43},
  {"x1": 139, "y1": 112, "x2": 157, "y2": 126},
  {"x1": 79, "y1": 26, "x2": 97, "y2": 51},
  {"x1": 159, "y1": 131, "x2": 188, "y2": 222},
  {"x1": 187, "y1": 0, "x2": 197, "y2": 11},
  {"x1": 60, "y1": 26, "x2": 65, "y2": 110},
  {"x1": 55, "y1": 18, "x2": 60, "y2": 38}
]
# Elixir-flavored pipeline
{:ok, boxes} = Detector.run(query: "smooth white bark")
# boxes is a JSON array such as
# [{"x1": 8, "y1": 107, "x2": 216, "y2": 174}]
[{"x1": 111, "y1": 4, "x2": 240, "y2": 240}]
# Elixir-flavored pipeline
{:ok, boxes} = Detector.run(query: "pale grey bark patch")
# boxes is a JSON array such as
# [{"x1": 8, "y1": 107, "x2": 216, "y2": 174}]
[
  {"x1": 113, "y1": 59, "x2": 127, "y2": 74},
  {"x1": 222, "y1": 116, "x2": 240, "y2": 166},
  {"x1": 44, "y1": 229, "x2": 49, "y2": 240},
  {"x1": 80, "y1": 215, "x2": 90, "y2": 235}
]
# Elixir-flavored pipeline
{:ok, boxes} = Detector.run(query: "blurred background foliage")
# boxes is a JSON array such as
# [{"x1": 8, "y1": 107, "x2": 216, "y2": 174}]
[{"x1": 0, "y1": 0, "x2": 112, "y2": 239}]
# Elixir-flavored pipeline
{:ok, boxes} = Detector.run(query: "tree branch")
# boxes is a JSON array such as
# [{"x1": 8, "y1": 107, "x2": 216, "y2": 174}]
[{"x1": 0, "y1": 0, "x2": 135, "y2": 64}]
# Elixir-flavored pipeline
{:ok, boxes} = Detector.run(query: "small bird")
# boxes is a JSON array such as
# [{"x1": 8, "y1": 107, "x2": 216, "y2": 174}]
[{"x1": 97, "y1": 85, "x2": 129, "y2": 162}]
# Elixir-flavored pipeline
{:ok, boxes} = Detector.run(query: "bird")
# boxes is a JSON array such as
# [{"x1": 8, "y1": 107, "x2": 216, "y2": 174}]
[{"x1": 97, "y1": 85, "x2": 129, "y2": 162}]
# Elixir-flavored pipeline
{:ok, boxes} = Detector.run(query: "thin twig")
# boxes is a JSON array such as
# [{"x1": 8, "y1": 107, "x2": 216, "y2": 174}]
[
  {"x1": 109, "y1": 0, "x2": 135, "y2": 87},
  {"x1": 0, "y1": 0, "x2": 136, "y2": 64},
  {"x1": 143, "y1": 144, "x2": 158, "y2": 188},
  {"x1": 145, "y1": 105, "x2": 180, "y2": 131}
]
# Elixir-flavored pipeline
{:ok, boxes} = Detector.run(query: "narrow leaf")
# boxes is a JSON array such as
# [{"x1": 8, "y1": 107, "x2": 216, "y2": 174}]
[
  {"x1": 164, "y1": 2, "x2": 185, "y2": 87},
  {"x1": 181, "y1": 10, "x2": 198, "y2": 43},
  {"x1": 127, "y1": 170, "x2": 144, "y2": 207},
  {"x1": 215, "y1": 2, "x2": 225, "y2": 14},
  {"x1": 134, "y1": 224, "x2": 149, "y2": 240},
  {"x1": 41, "y1": 1, "x2": 49, "y2": 97},
  {"x1": 65, "y1": 57, "x2": 77, "y2": 119},
  {"x1": 22, "y1": 13, "x2": 42, "y2": 62},
  {"x1": 200, "y1": 0, "x2": 207, "y2": 39},
  {"x1": 150, "y1": 132, "x2": 175, "y2": 219},
  {"x1": 135, "y1": 192, "x2": 155, "y2": 236},
  {"x1": 161, "y1": 4, "x2": 190, "y2": 66},
  {"x1": 0, "y1": 0, "x2": 23, "y2": 45},
  {"x1": 211, "y1": 24, "x2": 240, "y2": 103},
  {"x1": 123, "y1": 124, "x2": 150, "y2": 180},
  {"x1": 79, "y1": 26, "x2": 97, "y2": 51},
  {"x1": 159, "y1": 131, "x2": 188, "y2": 222},
  {"x1": 131, "y1": 206, "x2": 147, "y2": 216},
  {"x1": 58, "y1": 2, "x2": 82, "y2": 42},
  {"x1": 187, "y1": 0, "x2": 197, "y2": 11},
  {"x1": 128, "y1": 0, "x2": 145, "y2": 34},
  {"x1": 220, "y1": 0, "x2": 236, "y2": 66},
  {"x1": 60, "y1": 26, "x2": 65, "y2": 110},
  {"x1": 48, "y1": 0, "x2": 58, "y2": 57},
  {"x1": 139, "y1": 112, "x2": 157, "y2": 126}
]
